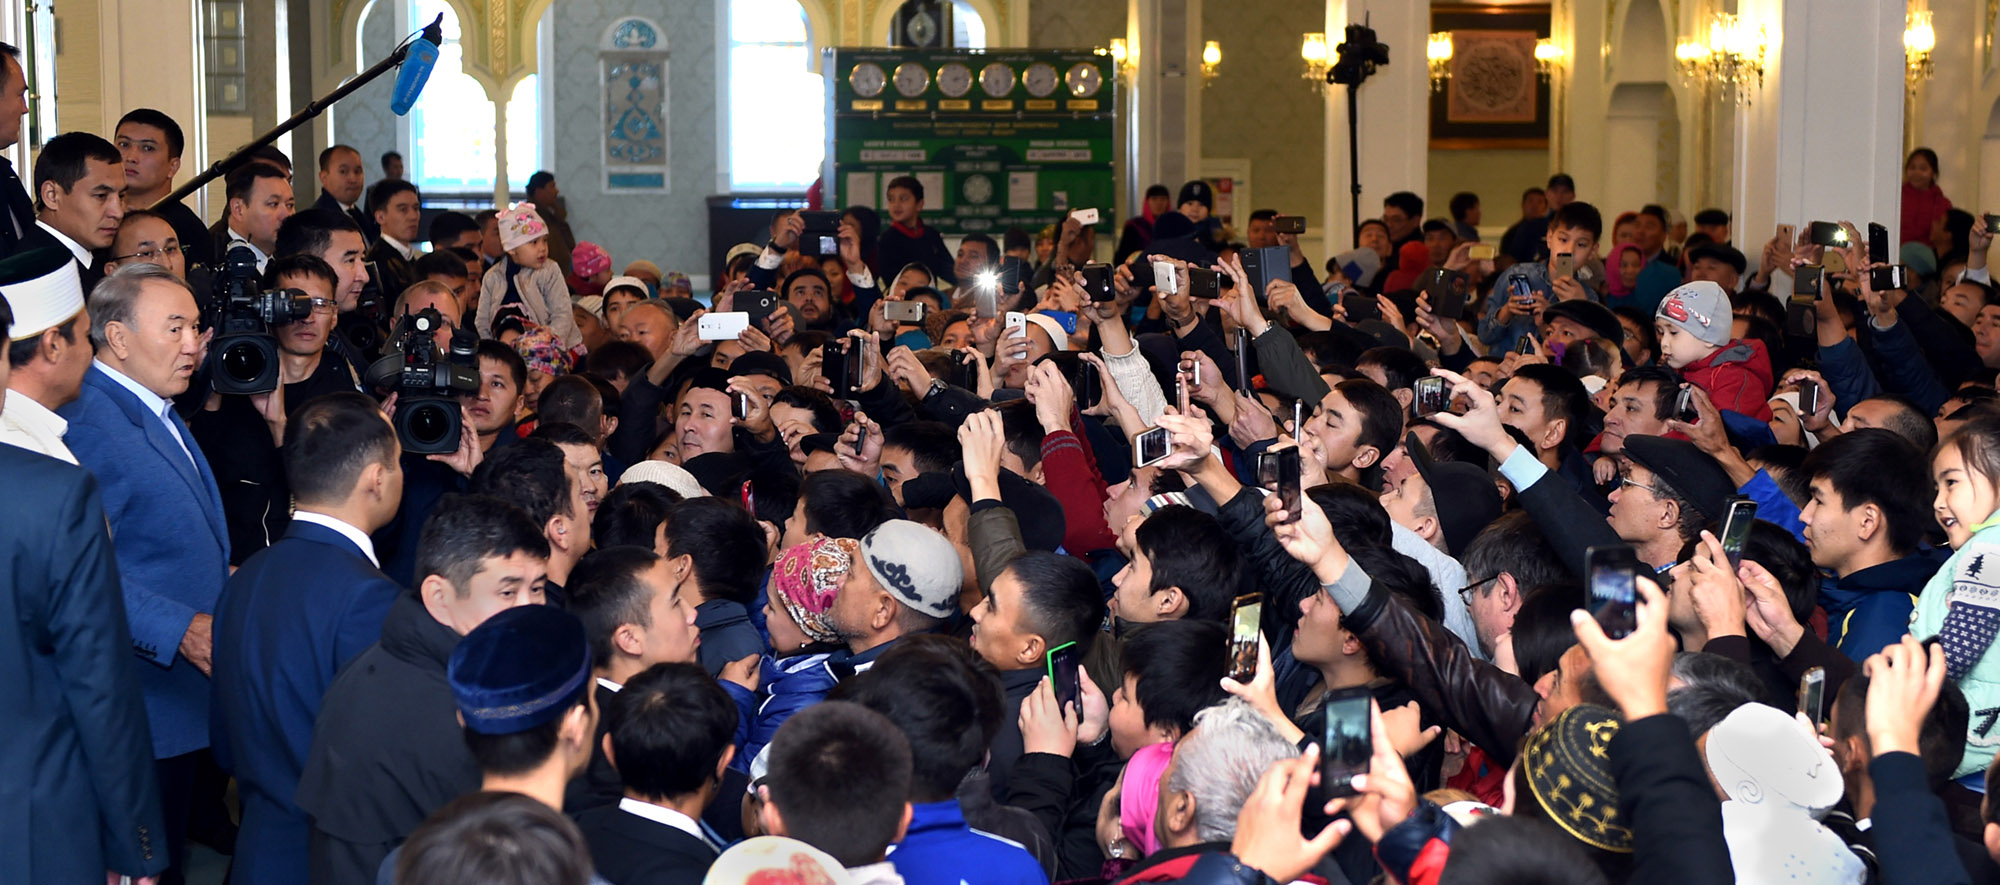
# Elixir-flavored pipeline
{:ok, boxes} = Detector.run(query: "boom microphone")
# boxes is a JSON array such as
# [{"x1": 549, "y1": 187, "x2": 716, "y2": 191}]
[{"x1": 390, "y1": 19, "x2": 443, "y2": 116}]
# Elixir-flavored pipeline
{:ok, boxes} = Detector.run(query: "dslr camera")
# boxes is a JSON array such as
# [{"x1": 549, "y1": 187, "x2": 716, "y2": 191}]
[
  {"x1": 207, "y1": 244, "x2": 317, "y2": 395},
  {"x1": 367, "y1": 307, "x2": 480, "y2": 454}
]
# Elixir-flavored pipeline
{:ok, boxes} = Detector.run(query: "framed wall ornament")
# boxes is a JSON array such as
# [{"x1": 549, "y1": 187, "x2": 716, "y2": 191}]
[
  {"x1": 1429, "y1": 4, "x2": 1551, "y2": 150},
  {"x1": 601, "y1": 16, "x2": 670, "y2": 192}
]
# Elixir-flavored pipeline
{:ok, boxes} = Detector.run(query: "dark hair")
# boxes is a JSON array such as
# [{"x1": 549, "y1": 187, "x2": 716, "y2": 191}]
[
  {"x1": 1436, "y1": 816, "x2": 1607, "y2": 885},
  {"x1": 317, "y1": 144, "x2": 358, "y2": 171},
  {"x1": 1837, "y1": 672, "x2": 1969, "y2": 791},
  {"x1": 1800, "y1": 428, "x2": 1932, "y2": 556},
  {"x1": 591, "y1": 481, "x2": 680, "y2": 549},
  {"x1": 1333, "y1": 378, "x2": 1405, "y2": 462},
  {"x1": 959, "y1": 233, "x2": 998, "y2": 270},
  {"x1": 770, "y1": 385, "x2": 842, "y2": 432},
  {"x1": 996, "y1": 400, "x2": 1047, "y2": 471},
  {"x1": 581, "y1": 341, "x2": 651, "y2": 381},
  {"x1": 764, "y1": 701, "x2": 914, "y2": 866},
  {"x1": 1511, "y1": 583, "x2": 1583, "y2": 686},
  {"x1": 799, "y1": 469, "x2": 895, "y2": 539},
  {"x1": 612, "y1": 663, "x2": 738, "y2": 800},
  {"x1": 661, "y1": 497, "x2": 765, "y2": 605},
  {"x1": 882, "y1": 421, "x2": 961, "y2": 472},
  {"x1": 1664, "y1": 672, "x2": 1759, "y2": 739},
  {"x1": 264, "y1": 252, "x2": 339, "y2": 294},
  {"x1": 1311, "y1": 483, "x2": 1393, "y2": 551},
  {"x1": 284, "y1": 392, "x2": 397, "y2": 506},
  {"x1": 569, "y1": 546, "x2": 666, "y2": 666},
  {"x1": 414, "y1": 249, "x2": 470, "y2": 282},
  {"x1": 472, "y1": 438, "x2": 575, "y2": 527},
  {"x1": 831, "y1": 635, "x2": 1005, "y2": 801},
  {"x1": 251, "y1": 144, "x2": 291, "y2": 171},
  {"x1": 1120, "y1": 618, "x2": 1230, "y2": 736},
  {"x1": 1133, "y1": 505, "x2": 1240, "y2": 623},
  {"x1": 394, "y1": 791, "x2": 594, "y2": 885},
  {"x1": 536, "y1": 375, "x2": 604, "y2": 433},
  {"x1": 1521, "y1": 187, "x2": 1546, "y2": 203},
  {"x1": 1003, "y1": 226, "x2": 1031, "y2": 252},
  {"x1": 1907, "y1": 147, "x2": 1942, "y2": 176},
  {"x1": 368, "y1": 178, "x2": 419, "y2": 212},
  {"x1": 477, "y1": 339, "x2": 529, "y2": 392},
  {"x1": 1448, "y1": 192, "x2": 1480, "y2": 222},
  {"x1": 429, "y1": 210, "x2": 479, "y2": 246},
  {"x1": 1546, "y1": 173, "x2": 1576, "y2": 191},
  {"x1": 274, "y1": 207, "x2": 363, "y2": 260},
  {"x1": 462, "y1": 682, "x2": 589, "y2": 776},
  {"x1": 116, "y1": 109, "x2": 185, "y2": 158},
  {"x1": 1421, "y1": 219, "x2": 1455, "y2": 237},
  {"x1": 1356, "y1": 347, "x2": 1427, "y2": 392},
  {"x1": 528, "y1": 422, "x2": 596, "y2": 451},
  {"x1": 415, "y1": 494, "x2": 551, "y2": 591},
  {"x1": 1612, "y1": 365, "x2": 1682, "y2": 421},
  {"x1": 1461, "y1": 511, "x2": 1567, "y2": 588},
  {"x1": 1852, "y1": 394, "x2": 1939, "y2": 453},
  {"x1": 220, "y1": 160, "x2": 287, "y2": 212},
  {"x1": 1357, "y1": 218, "x2": 1391, "y2": 239},
  {"x1": 1002, "y1": 551, "x2": 1106, "y2": 655},
  {"x1": 33, "y1": 132, "x2": 122, "y2": 210},
  {"x1": 1508, "y1": 364, "x2": 1592, "y2": 450},
  {"x1": 526, "y1": 171, "x2": 555, "y2": 193},
  {"x1": 1548, "y1": 201, "x2": 1603, "y2": 241},
  {"x1": 1383, "y1": 191, "x2": 1424, "y2": 218},
  {"x1": 885, "y1": 175, "x2": 924, "y2": 202},
  {"x1": 382, "y1": 150, "x2": 404, "y2": 166}
]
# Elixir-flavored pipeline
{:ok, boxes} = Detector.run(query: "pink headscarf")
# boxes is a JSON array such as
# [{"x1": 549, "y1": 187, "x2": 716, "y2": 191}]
[
  {"x1": 1605, "y1": 242, "x2": 1640, "y2": 298},
  {"x1": 1120, "y1": 741, "x2": 1175, "y2": 856}
]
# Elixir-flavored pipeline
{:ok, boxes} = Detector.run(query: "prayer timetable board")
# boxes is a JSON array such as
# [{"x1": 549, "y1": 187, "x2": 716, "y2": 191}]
[{"x1": 822, "y1": 48, "x2": 1117, "y2": 237}]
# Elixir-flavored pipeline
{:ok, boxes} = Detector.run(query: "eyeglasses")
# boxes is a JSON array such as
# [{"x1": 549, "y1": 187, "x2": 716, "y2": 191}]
[
  {"x1": 109, "y1": 243, "x2": 189, "y2": 263},
  {"x1": 306, "y1": 296, "x2": 338, "y2": 315},
  {"x1": 1611, "y1": 475, "x2": 1668, "y2": 497},
  {"x1": 1459, "y1": 574, "x2": 1500, "y2": 605}
]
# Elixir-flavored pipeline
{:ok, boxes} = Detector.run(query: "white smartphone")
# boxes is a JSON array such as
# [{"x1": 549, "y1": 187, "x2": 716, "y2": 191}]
[
  {"x1": 1005, "y1": 310, "x2": 1027, "y2": 338},
  {"x1": 697, "y1": 311, "x2": 751, "y2": 341},
  {"x1": 1153, "y1": 260, "x2": 1179, "y2": 296},
  {"x1": 1070, "y1": 208, "x2": 1101, "y2": 226}
]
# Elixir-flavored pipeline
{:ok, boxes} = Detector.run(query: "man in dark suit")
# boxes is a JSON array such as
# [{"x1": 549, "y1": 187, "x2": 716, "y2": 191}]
[
  {"x1": 0, "y1": 44, "x2": 39, "y2": 256},
  {"x1": 57, "y1": 262, "x2": 231, "y2": 883},
  {"x1": 211, "y1": 392, "x2": 405, "y2": 885},
  {"x1": 366, "y1": 178, "x2": 423, "y2": 302},
  {"x1": 312, "y1": 144, "x2": 376, "y2": 244},
  {"x1": 33, "y1": 131, "x2": 126, "y2": 294},
  {"x1": 575, "y1": 663, "x2": 731, "y2": 884},
  {"x1": 0, "y1": 266, "x2": 168, "y2": 885},
  {"x1": 116, "y1": 109, "x2": 213, "y2": 269}
]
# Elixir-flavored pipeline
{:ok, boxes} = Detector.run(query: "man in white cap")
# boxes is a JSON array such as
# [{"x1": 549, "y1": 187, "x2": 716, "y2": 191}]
[{"x1": 1, "y1": 246, "x2": 89, "y2": 462}]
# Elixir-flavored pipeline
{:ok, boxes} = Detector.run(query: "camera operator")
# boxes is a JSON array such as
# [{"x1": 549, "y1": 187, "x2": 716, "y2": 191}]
[{"x1": 276, "y1": 208, "x2": 378, "y2": 366}]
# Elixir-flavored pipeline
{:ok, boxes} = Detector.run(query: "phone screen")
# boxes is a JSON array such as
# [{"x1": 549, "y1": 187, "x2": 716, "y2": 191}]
[
  {"x1": 1585, "y1": 545, "x2": 1640, "y2": 639},
  {"x1": 1412, "y1": 376, "x2": 1448, "y2": 417},
  {"x1": 844, "y1": 339, "x2": 866, "y2": 393},
  {"x1": 1799, "y1": 667, "x2": 1826, "y2": 725},
  {"x1": 1675, "y1": 386, "x2": 1697, "y2": 423},
  {"x1": 1228, "y1": 594, "x2": 1263, "y2": 682},
  {"x1": 1868, "y1": 223, "x2": 1890, "y2": 264},
  {"x1": 1046, "y1": 641, "x2": 1081, "y2": 710},
  {"x1": 1320, "y1": 686, "x2": 1373, "y2": 798},
  {"x1": 1720, "y1": 499, "x2": 1758, "y2": 570},
  {"x1": 1259, "y1": 447, "x2": 1302, "y2": 524},
  {"x1": 1134, "y1": 427, "x2": 1171, "y2": 468},
  {"x1": 1799, "y1": 381, "x2": 1821, "y2": 416},
  {"x1": 821, "y1": 340, "x2": 851, "y2": 396}
]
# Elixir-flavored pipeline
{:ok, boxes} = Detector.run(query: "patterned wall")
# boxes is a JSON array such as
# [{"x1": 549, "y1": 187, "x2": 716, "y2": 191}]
[
  {"x1": 1200, "y1": 1, "x2": 1325, "y2": 228},
  {"x1": 1027, "y1": 1, "x2": 1124, "y2": 50},
  {"x1": 335, "y1": 0, "x2": 402, "y2": 182}
]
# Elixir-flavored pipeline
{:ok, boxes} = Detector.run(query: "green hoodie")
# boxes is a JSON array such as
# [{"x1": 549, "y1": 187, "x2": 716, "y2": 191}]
[{"x1": 1911, "y1": 521, "x2": 2000, "y2": 780}]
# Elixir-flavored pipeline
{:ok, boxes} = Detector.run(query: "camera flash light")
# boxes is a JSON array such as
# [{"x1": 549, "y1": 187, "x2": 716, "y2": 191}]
[{"x1": 977, "y1": 270, "x2": 999, "y2": 290}]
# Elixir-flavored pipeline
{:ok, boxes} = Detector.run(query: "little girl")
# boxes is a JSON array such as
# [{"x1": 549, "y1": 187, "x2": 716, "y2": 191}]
[
  {"x1": 478, "y1": 202, "x2": 584, "y2": 356},
  {"x1": 1913, "y1": 410, "x2": 2000, "y2": 781}
]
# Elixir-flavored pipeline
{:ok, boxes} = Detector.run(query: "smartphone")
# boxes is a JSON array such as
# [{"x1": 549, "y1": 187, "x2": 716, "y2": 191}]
[
  {"x1": 732, "y1": 391, "x2": 752, "y2": 421},
  {"x1": 1070, "y1": 208, "x2": 1101, "y2": 227},
  {"x1": 1272, "y1": 215, "x2": 1306, "y2": 235},
  {"x1": 1292, "y1": 400, "x2": 1305, "y2": 437},
  {"x1": 1004, "y1": 311, "x2": 1028, "y2": 338},
  {"x1": 844, "y1": 338, "x2": 866, "y2": 392},
  {"x1": 1799, "y1": 380, "x2": 1821, "y2": 416},
  {"x1": 1585, "y1": 545, "x2": 1642, "y2": 640},
  {"x1": 1240, "y1": 245, "x2": 1290, "y2": 300},
  {"x1": 1259, "y1": 446, "x2": 1302, "y2": 525},
  {"x1": 853, "y1": 421, "x2": 869, "y2": 454},
  {"x1": 1319, "y1": 685, "x2": 1374, "y2": 798},
  {"x1": 1792, "y1": 265, "x2": 1824, "y2": 297},
  {"x1": 1675, "y1": 385, "x2": 1698, "y2": 423},
  {"x1": 1069, "y1": 357, "x2": 1102, "y2": 410},
  {"x1": 1079, "y1": 263, "x2": 1116, "y2": 302},
  {"x1": 1799, "y1": 666, "x2": 1827, "y2": 726},
  {"x1": 798, "y1": 210, "x2": 842, "y2": 257},
  {"x1": 1467, "y1": 242, "x2": 1497, "y2": 261},
  {"x1": 1342, "y1": 292, "x2": 1379, "y2": 322},
  {"x1": 949, "y1": 350, "x2": 976, "y2": 389},
  {"x1": 1868, "y1": 222, "x2": 1890, "y2": 265},
  {"x1": 1152, "y1": 260, "x2": 1180, "y2": 296},
  {"x1": 1776, "y1": 223, "x2": 1797, "y2": 247},
  {"x1": 1809, "y1": 221, "x2": 1847, "y2": 247},
  {"x1": 1824, "y1": 250, "x2": 1848, "y2": 274},
  {"x1": 1046, "y1": 640, "x2": 1082, "y2": 710},
  {"x1": 1422, "y1": 267, "x2": 1469, "y2": 320},
  {"x1": 1870, "y1": 264, "x2": 1908, "y2": 291},
  {"x1": 1720, "y1": 498, "x2": 1758, "y2": 570},
  {"x1": 1186, "y1": 267, "x2": 1221, "y2": 300},
  {"x1": 1551, "y1": 252, "x2": 1576, "y2": 280},
  {"x1": 974, "y1": 286, "x2": 998, "y2": 319},
  {"x1": 821, "y1": 339, "x2": 853, "y2": 396},
  {"x1": 1233, "y1": 328, "x2": 1252, "y2": 396},
  {"x1": 885, "y1": 300, "x2": 927, "y2": 324},
  {"x1": 1986, "y1": 214, "x2": 2000, "y2": 236},
  {"x1": 1227, "y1": 593, "x2": 1263, "y2": 682},
  {"x1": 1515, "y1": 335, "x2": 1537, "y2": 356},
  {"x1": 1508, "y1": 276, "x2": 1534, "y2": 304},
  {"x1": 1412, "y1": 375, "x2": 1448, "y2": 417},
  {"x1": 1129, "y1": 257, "x2": 1157, "y2": 292},
  {"x1": 740, "y1": 479, "x2": 756, "y2": 514},
  {"x1": 1133, "y1": 426, "x2": 1172, "y2": 468},
  {"x1": 1042, "y1": 310, "x2": 1079, "y2": 334},
  {"x1": 739, "y1": 290, "x2": 780, "y2": 324},
  {"x1": 698, "y1": 312, "x2": 751, "y2": 341}
]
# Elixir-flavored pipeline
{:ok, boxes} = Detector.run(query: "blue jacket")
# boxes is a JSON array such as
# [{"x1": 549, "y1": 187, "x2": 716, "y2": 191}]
[
  {"x1": 211, "y1": 519, "x2": 402, "y2": 885},
  {"x1": 744, "y1": 652, "x2": 838, "y2": 767},
  {"x1": 0, "y1": 446, "x2": 167, "y2": 883},
  {"x1": 1818, "y1": 550, "x2": 1946, "y2": 661},
  {"x1": 695, "y1": 599, "x2": 767, "y2": 677},
  {"x1": 889, "y1": 799, "x2": 1049, "y2": 885},
  {"x1": 60, "y1": 364, "x2": 231, "y2": 758}
]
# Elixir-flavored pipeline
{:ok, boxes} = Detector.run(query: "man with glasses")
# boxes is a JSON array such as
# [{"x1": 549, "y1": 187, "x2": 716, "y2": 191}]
[{"x1": 102, "y1": 209, "x2": 188, "y2": 280}]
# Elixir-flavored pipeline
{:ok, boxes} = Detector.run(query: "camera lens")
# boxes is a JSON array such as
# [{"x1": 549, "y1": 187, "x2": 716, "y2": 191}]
[
  {"x1": 406, "y1": 402, "x2": 453, "y2": 447},
  {"x1": 220, "y1": 340, "x2": 268, "y2": 384}
]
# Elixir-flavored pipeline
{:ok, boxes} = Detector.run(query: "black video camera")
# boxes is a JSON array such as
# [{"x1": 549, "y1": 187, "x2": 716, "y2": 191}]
[
  {"x1": 366, "y1": 307, "x2": 480, "y2": 454},
  {"x1": 337, "y1": 267, "x2": 387, "y2": 358},
  {"x1": 1330, "y1": 21, "x2": 1390, "y2": 86},
  {"x1": 207, "y1": 245, "x2": 317, "y2": 395}
]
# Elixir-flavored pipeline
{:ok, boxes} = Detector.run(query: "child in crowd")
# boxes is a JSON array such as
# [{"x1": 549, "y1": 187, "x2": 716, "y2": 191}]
[
  {"x1": 479, "y1": 202, "x2": 584, "y2": 355},
  {"x1": 875, "y1": 175, "x2": 956, "y2": 286},
  {"x1": 1478, "y1": 201, "x2": 1604, "y2": 354},
  {"x1": 1915, "y1": 412, "x2": 2000, "y2": 783},
  {"x1": 1654, "y1": 280, "x2": 1774, "y2": 420}
]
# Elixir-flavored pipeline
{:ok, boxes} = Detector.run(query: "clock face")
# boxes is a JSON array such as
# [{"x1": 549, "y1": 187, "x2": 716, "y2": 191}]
[
  {"x1": 937, "y1": 62, "x2": 973, "y2": 98},
  {"x1": 849, "y1": 62, "x2": 886, "y2": 98},
  {"x1": 1022, "y1": 62, "x2": 1059, "y2": 98},
  {"x1": 1065, "y1": 63, "x2": 1103, "y2": 97},
  {"x1": 980, "y1": 62, "x2": 1015, "y2": 97},
  {"x1": 905, "y1": 9, "x2": 938, "y2": 46},
  {"x1": 893, "y1": 61, "x2": 930, "y2": 97}
]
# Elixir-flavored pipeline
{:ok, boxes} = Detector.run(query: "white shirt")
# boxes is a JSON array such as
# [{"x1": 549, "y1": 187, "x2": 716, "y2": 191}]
[
  {"x1": 379, "y1": 234, "x2": 418, "y2": 261},
  {"x1": 35, "y1": 220, "x2": 93, "y2": 268},
  {"x1": 289, "y1": 510, "x2": 379, "y2": 567},
  {"x1": 0, "y1": 388, "x2": 76, "y2": 463},
  {"x1": 94, "y1": 360, "x2": 194, "y2": 466},
  {"x1": 223, "y1": 227, "x2": 270, "y2": 273},
  {"x1": 596, "y1": 677, "x2": 623, "y2": 693},
  {"x1": 617, "y1": 797, "x2": 706, "y2": 843}
]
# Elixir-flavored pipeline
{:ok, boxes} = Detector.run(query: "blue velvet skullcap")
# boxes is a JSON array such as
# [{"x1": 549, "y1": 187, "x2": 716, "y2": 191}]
[{"x1": 448, "y1": 605, "x2": 593, "y2": 736}]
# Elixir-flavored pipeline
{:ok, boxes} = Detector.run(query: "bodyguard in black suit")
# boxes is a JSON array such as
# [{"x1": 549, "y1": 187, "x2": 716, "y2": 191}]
[
  {"x1": 574, "y1": 663, "x2": 734, "y2": 885},
  {"x1": 0, "y1": 286, "x2": 167, "y2": 883},
  {"x1": 312, "y1": 144, "x2": 377, "y2": 244},
  {"x1": 0, "y1": 45, "x2": 38, "y2": 258},
  {"x1": 32, "y1": 131, "x2": 129, "y2": 294}
]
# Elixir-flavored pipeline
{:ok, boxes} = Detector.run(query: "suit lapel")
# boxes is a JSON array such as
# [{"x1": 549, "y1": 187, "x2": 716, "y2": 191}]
[
  {"x1": 89, "y1": 369, "x2": 225, "y2": 547},
  {"x1": 168, "y1": 407, "x2": 231, "y2": 549}
]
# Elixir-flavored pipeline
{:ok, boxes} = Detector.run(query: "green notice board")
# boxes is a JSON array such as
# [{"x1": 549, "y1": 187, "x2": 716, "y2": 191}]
[{"x1": 821, "y1": 48, "x2": 1116, "y2": 236}]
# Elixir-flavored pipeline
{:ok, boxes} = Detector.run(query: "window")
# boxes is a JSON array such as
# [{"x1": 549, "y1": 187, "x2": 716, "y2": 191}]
[
  {"x1": 727, "y1": 0, "x2": 823, "y2": 192},
  {"x1": 406, "y1": 0, "x2": 542, "y2": 193}
]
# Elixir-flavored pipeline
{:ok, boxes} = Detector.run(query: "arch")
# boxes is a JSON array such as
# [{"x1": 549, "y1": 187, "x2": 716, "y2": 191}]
[
  {"x1": 1604, "y1": 82, "x2": 1678, "y2": 216},
  {"x1": 1613, "y1": 0, "x2": 1670, "y2": 85}
]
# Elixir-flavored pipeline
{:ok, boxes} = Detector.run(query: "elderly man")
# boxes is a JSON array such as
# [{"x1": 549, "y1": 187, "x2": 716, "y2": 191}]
[
  {"x1": 58, "y1": 262, "x2": 231, "y2": 884},
  {"x1": 1123, "y1": 698, "x2": 1302, "y2": 878}
]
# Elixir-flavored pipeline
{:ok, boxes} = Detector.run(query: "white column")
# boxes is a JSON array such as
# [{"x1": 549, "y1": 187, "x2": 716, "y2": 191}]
[
  {"x1": 1124, "y1": 0, "x2": 1201, "y2": 209},
  {"x1": 1733, "y1": 0, "x2": 1903, "y2": 251},
  {"x1": 1322, "y1": 0, "x2": 1426, "y2": 251},
  {"x1": 494, "y1": 99, "x2": 511, "y2": 208}
]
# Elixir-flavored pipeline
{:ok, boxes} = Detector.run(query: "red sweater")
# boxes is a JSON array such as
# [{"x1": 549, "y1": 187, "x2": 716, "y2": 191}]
[
  {"x1": 1041, "y1": 421, "x2": 1117, "y2": 557},
  {"x1": 1681, "y1": 337, "x2": 1774, "y2": 421},
  {"x1": 1901, "y1": 181, "x2": 1952, "y2": 247}
]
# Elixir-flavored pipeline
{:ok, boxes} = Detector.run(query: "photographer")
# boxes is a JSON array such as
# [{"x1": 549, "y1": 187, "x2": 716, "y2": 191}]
[{"x1": 275, "y1": 209, "x2": 379, "y2": 365}]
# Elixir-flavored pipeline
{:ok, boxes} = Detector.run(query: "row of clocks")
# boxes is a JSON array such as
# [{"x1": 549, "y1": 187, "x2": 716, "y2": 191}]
[{"x1": 848, "y1": 60, "x2": 1103, "y2": 100}]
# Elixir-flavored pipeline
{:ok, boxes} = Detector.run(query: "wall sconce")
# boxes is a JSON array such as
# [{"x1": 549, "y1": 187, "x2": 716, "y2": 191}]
[
  {"x1": 1301, "y1": 32, "x2": 1330, "y2": 89},
  {"x1": 1533, "y1": 38, "x2": 1564, "y2": 81},
  {"x1": 1676, "y1": 12, "x2": 1767, "y2": 103},
  {"x1": 1201, "y1": 40, "x2": 1221, "y2": 84},
  {"x1": 1905, "y1": 9, "x2": 1935, "y2": 90},
  {"x1": 1427, "y1": 31, "x2": 1453, "y2": 93},
  {"x1": 1105, "y1": 38, "x2": 1134, "y2": 86}
]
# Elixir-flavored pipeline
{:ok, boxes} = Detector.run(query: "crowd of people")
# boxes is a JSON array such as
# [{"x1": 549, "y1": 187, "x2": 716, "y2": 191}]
[{"x1": 17, "y1": 31, "x2": 2000, "y2": 885}]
